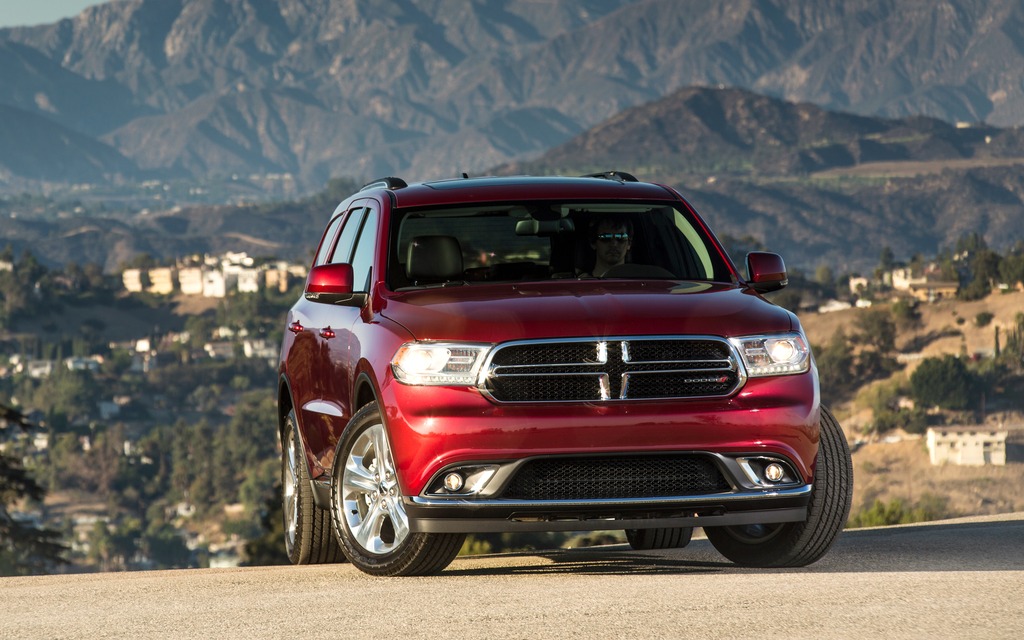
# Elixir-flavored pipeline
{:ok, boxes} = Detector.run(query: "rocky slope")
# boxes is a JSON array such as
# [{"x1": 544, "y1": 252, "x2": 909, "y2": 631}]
[{"x1": 3, "y1": 0, "x2": 1024, "y2": 189}]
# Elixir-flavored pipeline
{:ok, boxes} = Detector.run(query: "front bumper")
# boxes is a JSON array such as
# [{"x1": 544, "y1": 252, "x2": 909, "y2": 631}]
[
  {"x1": 381, "y1": 371, "x2": 821, "y2": 497},
  {"x1": 404, "y1": 485, "x2": 812, "y2": 533}
]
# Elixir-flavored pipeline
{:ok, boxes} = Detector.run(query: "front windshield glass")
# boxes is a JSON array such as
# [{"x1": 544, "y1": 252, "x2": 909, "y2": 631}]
[{"x1": 387, "y1": 201, "x2": 733, "y2": 290}]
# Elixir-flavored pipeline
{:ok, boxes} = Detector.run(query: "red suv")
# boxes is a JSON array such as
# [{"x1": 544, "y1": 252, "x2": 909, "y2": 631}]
[{"x1": 278, "y1": 172, "x2": 852, "y2": 576}]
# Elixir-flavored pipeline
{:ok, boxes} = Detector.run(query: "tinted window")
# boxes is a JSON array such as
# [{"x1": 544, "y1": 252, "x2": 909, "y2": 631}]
[
  {"x1": 350, "y1": 208, "x2": 379, "y2": 292},
  {"x1": 313, "y1": 215, "x2": 345, "y2": 267},
  {"x1": 388, "y1": 202, "x2": 731, "y2": 288},
  {"x1": 329, "y1": 207, "x2": 367, "y2": 265}
]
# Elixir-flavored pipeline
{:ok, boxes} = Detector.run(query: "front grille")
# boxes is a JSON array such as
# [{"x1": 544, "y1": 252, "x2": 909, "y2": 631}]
[
  {"x1": 501, "y1": 455, "x2": 731, "y2": 500},
  {"x1": 483, "y1": 337, "x2": 740, "y2": 402}
]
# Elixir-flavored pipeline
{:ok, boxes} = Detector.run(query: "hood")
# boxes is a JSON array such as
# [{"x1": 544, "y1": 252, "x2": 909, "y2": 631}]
[{"x1": 380, "y1": 281, "x2": 797, "y2": 343}]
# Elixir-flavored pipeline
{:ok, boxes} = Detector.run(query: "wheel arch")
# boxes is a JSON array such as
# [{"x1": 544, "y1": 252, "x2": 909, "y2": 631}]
[
  {"x1": 278, "y1": 373, "x2": 326, "y2": 507},
  {"x1": 277, "y1": 374, "x2": 293, "y2": 438},
  {"x1": 352, "y1": 370, "x2": 381, "y2": 415}
]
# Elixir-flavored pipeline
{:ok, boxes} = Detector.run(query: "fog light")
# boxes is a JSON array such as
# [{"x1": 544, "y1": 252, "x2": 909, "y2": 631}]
[
  {"x1": 443, "y1": 473, "x2": 464, "y2": 492},
  {"x1": 765, "y1": 463, "x2": 785, "y2": 483}
]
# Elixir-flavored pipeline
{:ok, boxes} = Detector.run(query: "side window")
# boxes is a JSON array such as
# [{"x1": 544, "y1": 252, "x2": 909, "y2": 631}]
[
  {"x1": 350, "y1": 208, "x2": 379, "y2": 293},
  {"x1": 329, "y1": 207, "x2": 367, "y2": 265},
  {"x1": 312, "y1": 215, "x2": 345, "y2": 267}
]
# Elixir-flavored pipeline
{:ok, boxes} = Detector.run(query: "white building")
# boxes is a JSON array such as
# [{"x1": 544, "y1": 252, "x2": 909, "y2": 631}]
[
  {"x1": 178, "y1": 267, "x2": 204, "y2": 295},
  {"x1": 817, "y1": 300, "x2": 852, "y2": 314},
  {"x1": 237, "y1": 268, "x2": 261, "y2": 293},
  {"x1": 243, "y1": 339, "x2": 277, "y2": 360},
  {"x1": 147, "y1": 267, "x2": 176, "y2": 295},
  {"x1": 26, "y1": 360, "x2": 54, "y2": 379},
  {"x1": 122, "y1": 269, "x2": 144, "y2": 293},
  {"x1": 65, "y1": 356, "x2": 102, "y2": 372},
  {"x1": 203, "y1": 271, "x2": 228, "y2": 298},
  {"x1": 927, "y1": 426, "x2": 1009, "y2": 466}
]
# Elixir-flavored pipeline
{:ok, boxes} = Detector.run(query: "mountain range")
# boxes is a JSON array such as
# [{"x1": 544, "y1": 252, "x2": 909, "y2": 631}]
[
  {"x1": 4, "y1": 0, "x2": 1024, "y2": 191},
  {"x1": 7, "y1": 83, "x2": 1024, "y2": 274}
]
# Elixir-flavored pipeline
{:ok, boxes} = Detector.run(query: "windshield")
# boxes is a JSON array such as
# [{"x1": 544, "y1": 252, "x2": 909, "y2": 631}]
[{"x1": 387, "y1": 201, "x2": 734, "y2": 289}]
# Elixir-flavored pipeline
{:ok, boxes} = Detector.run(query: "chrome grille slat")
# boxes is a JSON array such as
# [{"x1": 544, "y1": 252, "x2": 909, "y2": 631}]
[{"x1": 482, "y1": 337, "x2": 742, "y2": 402}]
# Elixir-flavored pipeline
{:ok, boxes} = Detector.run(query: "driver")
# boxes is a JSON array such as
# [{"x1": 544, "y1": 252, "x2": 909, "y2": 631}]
[{"x1": 586, "y1": 215, "x2": 633, "y2": 277}]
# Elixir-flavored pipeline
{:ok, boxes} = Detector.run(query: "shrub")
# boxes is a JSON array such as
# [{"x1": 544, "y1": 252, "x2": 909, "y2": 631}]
[{"x1": 847, "y1": 494, "x2": 951, "y2": 528}]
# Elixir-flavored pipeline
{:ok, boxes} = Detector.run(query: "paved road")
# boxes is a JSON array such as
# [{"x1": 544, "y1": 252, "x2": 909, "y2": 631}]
[{"x1": 3, "y1": 513, "x2": 1023, "y2": 639}]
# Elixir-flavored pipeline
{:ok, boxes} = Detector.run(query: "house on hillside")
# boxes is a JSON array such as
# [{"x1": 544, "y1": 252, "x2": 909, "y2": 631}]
[
  {"x1": 122, "y1": 268, "x2": 144, "y2": 293},
  {"x1": 926, "y1": 425, "x2": 1024, "y2": 465},
  {"x1": 891, "y1": 268, "x2": 925, "y2": 291},
  {"x1": 178, "y1": 267, "x2": 204, "y2": 295},
  {"x1": 203, "y1": 271, "x2": 228, "y2": 298},
  {"x1": 908, "y1": 280, "x2": 959, "y2": 303},
  {"x1": 236, "y1": 268, "x2": 261, "y2": 293},
  {"x1": 147, "y1": 268, "x2": 176, "y2": 295}
]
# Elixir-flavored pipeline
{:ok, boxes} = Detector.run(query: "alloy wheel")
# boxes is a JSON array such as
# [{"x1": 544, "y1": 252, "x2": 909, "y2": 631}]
[{"x1": 339, "y1": 422, "x2": 410, "y2": 555}]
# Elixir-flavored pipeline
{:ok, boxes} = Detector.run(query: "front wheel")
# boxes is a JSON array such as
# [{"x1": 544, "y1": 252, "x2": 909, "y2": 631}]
[
  {"x1": 331, "y1": 402, "x2": 465, "y2": 576},
  {"x1": 705, "y1": 405, "x2": 853, "y2": 567}
]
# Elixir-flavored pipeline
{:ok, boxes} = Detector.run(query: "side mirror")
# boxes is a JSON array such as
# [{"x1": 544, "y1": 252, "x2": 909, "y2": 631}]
[
  {"x1": 746, "y1": 252, "x2": 788, "y2": 293},
  {"x1": 304, "y1": 263, "x2": 357, "y2": 304}
]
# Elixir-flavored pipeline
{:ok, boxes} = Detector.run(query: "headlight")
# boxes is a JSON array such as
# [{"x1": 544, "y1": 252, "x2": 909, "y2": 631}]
[
  {"x1": 730, "y1": 332, "x2": 810, "y2": 377},
  {"x1": 391, "y1": 342, "x2": 491, "y2": 386}
]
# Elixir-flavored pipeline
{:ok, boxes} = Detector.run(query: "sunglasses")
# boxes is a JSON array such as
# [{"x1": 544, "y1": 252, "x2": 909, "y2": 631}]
[{"x1": 596, "y1": 232, "x2": 630, "y2": 242}]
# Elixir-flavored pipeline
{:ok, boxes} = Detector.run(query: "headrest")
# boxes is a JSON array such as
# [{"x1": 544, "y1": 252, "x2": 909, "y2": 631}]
[{"x1": 406, "y1": 235, "x2": 463, "y2": 283}]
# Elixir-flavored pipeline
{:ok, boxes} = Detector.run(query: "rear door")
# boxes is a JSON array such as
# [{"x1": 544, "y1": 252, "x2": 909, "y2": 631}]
[{"x1": 288, "y1": 200, "x2": 368, "y2": 477}]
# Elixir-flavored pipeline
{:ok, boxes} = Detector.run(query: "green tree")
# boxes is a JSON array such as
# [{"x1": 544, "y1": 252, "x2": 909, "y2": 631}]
[
  {"x1": 850, "y1": 309, "x2": 900, "y2": 384},
  {"x1": 143, "y1": 523, "x2": 191, "y2": 568},
  {"x1": 891, "y1": 299, "x2": 921, "y2": 330},
  {"x1": 875, "y1": 246, "x2": 896, "y2": 280},
  {"x1": 954, "y1": 232, "x2": 988, "y2": 255},
  {"x1": 32, "y1": 367, "x2": 99, "y2": 427},
  {"x1": 909, "y1": 355, "x2": 976, "y2": 410},
  {"x1": 855, "y1": 308, "x2": 897, "y2": 354},
  {"x1": 1000, "y1": 312, "x2": 1024, "y2": 370},
  {"x1": 242, "y1": 490, "x2": 289, "y2": 567},
  {"x1": 1, "y1": 406, "x2": 67, "y2": 575},
  {"x1": 960, "y1": 248, "x2": 1001, "y2": 300},
  {"x1": 999, "y1": 243, "x2": 1024, "y2": 287},
  {"x1": 815, "y1": 330, "x2": 856, "y2": 401},
  {"x1": 814, "y1": 264, "x2": 836, "y2": 298}
]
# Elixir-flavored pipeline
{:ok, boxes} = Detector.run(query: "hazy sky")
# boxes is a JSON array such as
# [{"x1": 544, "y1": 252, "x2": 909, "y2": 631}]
[{"x1": 0, "y1": 1, "x2": 104, "y2": 28}]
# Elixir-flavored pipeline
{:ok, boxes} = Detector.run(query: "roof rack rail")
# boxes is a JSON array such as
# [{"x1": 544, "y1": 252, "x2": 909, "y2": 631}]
[
  {"x1": 582, "y1": 171, "x2": 639, "y2": 183},
  {"x1": 360, "y1": 176, "x2": 408, "y2": 191}
]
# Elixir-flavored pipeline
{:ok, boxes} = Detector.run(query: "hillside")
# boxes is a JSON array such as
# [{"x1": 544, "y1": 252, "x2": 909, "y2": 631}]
[
  {"x1": 503, "y1": 86, "x2": 1024, "y2": 179},
  {"x1": 0, "y1": 104, "x2": 140, "y2": 186},
  {"x1": 4, "y1": 0, "x2": 1024, "y2": 190},
  {"x1": 499, "y1": 86, "x2": 1024, "y2": 271},
  {"x1": 801, "y1": 290, "x2": 1024, "y2": 519}
]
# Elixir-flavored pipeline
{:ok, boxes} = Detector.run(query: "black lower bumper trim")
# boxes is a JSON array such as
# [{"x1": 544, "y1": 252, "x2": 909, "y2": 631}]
[
  {"x1": 407, "y1": 507, "x2": 807, "y2": 533},
  {"x1": 403, "y1": 488, "x2": 811, "y2": 533}
]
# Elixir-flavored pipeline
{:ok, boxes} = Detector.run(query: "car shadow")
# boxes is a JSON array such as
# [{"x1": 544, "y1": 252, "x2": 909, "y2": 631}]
[{"x1": 445, "y1": 518, "x2": 1024, "y2": 576}]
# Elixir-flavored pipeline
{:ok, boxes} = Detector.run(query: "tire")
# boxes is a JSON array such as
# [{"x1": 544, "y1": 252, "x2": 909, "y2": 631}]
[
  {"x1": 331, "y1": 403, "x2": 465, "y2": 576},
  {"x1": 281, "y1": 410, "x2": 344, "y2": 564},
  {"x1": 705, "y1": 405, "x2": 853, "y2": 567},
  {"x1": 625, "y1": 527, "x2": 693, "y2": 550}
]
